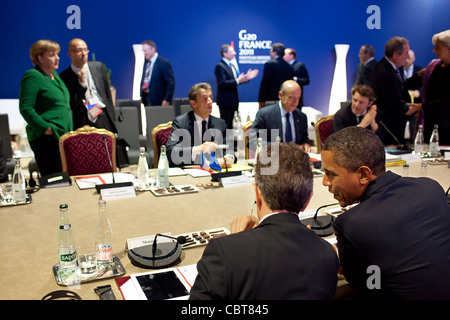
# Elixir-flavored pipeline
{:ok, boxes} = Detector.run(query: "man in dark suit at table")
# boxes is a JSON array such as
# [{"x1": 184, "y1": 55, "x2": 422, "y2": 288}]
[
  {"x1": 333, "y1": 85, "x2": 379, "y2": 133},
  {"x1": 190, "y1": 142, "x2": 339, "y2": 300},
  {"x1": 371, "y1": 37, "x2": 420, "y2": 145},
  {"x1": 214, "y1": 44, "x2": 259, "y2": 129},
  {"x1": 258, "y1": 42, "x2": 294, "y2": 108},
  {"x1": 140, "y1": 40, "x2": 175, "y2": 106},
  {"x1": 322, "y1": 127, "x2": 450, "y2": 299},
  {"x1": 166, "y1": 82, "x2": 234, "y2": 167},
  {"x1": 284, "y1": 47, "x2": 310, "y2": 109},
  {"x1": 60, "y1": 38, "x2": 117, "y2": 133},
  {"x1": 251, "y1": 80, "x2": 311, "y2": 151}
]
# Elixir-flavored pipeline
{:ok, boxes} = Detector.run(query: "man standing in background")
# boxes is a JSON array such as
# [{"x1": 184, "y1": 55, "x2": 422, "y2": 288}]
[{"x1": 140, "y1": 40, "x2": 175, "y2": 107}]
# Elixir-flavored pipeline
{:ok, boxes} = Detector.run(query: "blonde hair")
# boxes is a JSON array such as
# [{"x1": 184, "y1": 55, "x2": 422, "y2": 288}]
[
  {"x1": 432, "y1": 30, "x2": 450, "y2": 48},
  {"x1": 29, "y1": 40, "x2": 60, "y2": 66}
]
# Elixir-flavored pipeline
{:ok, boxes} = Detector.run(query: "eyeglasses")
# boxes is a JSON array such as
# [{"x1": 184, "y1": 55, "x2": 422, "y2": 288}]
[{"x1": 71, "y1": 48, "x2": 89, "y2": 54}]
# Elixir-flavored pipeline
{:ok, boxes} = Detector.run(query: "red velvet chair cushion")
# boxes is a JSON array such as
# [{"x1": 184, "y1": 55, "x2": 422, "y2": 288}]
[
  {"x1": 155, "y1": 127, "x2": 172, "y2": 151},
  {"x1": 318, "y1": 119, "x2": 334, "y2": 144},
  {"x1": 63, "y1": 133, "x2": 113, "y2": 176}
]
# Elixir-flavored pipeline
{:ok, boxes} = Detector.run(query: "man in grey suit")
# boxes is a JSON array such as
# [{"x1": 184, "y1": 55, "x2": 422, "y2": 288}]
[
  {"x1": 190, "y1": 142, "x2": 339, "y2": 300},
  {"x1": 140, "y1": 40, "x2": 175, "y2": 106},
  {"x1": 251, "y1": 80, "x2": 311, "y2": 151},
  {"x1": 60, "y1": 38, "x2": 117, "y2": 133}
]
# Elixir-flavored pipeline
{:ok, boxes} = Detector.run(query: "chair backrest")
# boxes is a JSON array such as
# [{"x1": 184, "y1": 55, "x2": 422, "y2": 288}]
[
  {"x1": 173, "y1": 97, "x2": 190, "y2": 116},
  {"x1": 59, "y1": 125, "x2": 116, "y2": 176},
  {"x1": 179, "y1": 104, "x2": 192, "y2": 116},
  {"x1": 314, "y1": 114, "x2": 334, "y2": 153},
  {"x1": 116, "y1": 99, "x2": 143, "y2": 134},
  {"x1": 242, "y1": 121, "x2": 253, "y2": 159},
  {"x1": 145, "y1": 105, "x2": 175, "y2": 151},
  {"x1": 114, "y1": 107, "x2": 141, "y2": 149},
  {"x1": 151, "y1": 121, "x2": 173, "y2": 168},
  {"x1": 0, "y1": 114, "x2": 13, "y2": 160}
]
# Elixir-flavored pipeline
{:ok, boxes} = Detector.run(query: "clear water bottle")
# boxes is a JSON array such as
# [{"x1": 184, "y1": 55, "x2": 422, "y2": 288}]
[
  {"x1": 158, "y1": 145, "x2": 169, "y2": 187},
  {"x1": 429, "y1": 124, "x2": 439, "y2": 157},
  {"x1": 414, "y1": 125, "x2": 425, "y2": 156},
  {"x1": 137, "y1": 147, "x2": 149, "y2": 190},
  {"x1": 232, "y1": 111, "x2": 241, "y2": 136},
  {"x1": 12, "y1": 158, "x2": 26, "y2": 204},
  {"x1": 95, "y1": 200, "x2": 113, "y2": 266},
  {"x1": 57, "y1": 204, "x2": 77, "y2": 275}
]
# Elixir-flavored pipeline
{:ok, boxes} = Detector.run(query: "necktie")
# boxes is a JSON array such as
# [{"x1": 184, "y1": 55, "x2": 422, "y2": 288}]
[
  {"x1": 201, "y1": 120, "x2": 207, "y2": 142},
  {"x1": 396, "y1": 67, "x2": 405, "y2": 91},
  {"x1": 285, "y1": 113, "x2": 293, "y2": 143}
]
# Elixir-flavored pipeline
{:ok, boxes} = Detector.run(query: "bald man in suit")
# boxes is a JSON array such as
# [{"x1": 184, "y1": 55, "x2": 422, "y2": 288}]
[{"x1": 60, "y1": 38, "x2": 117, "y2": 133}]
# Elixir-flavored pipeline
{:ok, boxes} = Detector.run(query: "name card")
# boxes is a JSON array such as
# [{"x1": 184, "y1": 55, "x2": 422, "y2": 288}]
[
  {"x1": 101, "y1": 186, "x2": 136, "y2": 200},
  {"x1": 220, "y1": 175, "x2": 251, "y2": 188}
]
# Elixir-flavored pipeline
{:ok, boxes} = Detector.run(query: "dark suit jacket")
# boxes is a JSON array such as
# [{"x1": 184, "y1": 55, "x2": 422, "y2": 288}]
[
  {"x1": 189, "y1": 212, "x2": 339, "y2": 300},
  {"x1": 251, "y1": 103, "x2": 309, "y2": 145},
  {"x1": 60, "y1": 61, "x2": 117, "y2": 133},
  {"x1": 334, "y1": 171, "x2": 450, "y2": 299},
  {"x1": 371, "y1": 57, "x2": 410, "y2": 144},
  {"x1": 292, "y1": 60, "x2": 310, "y2": 108},
  {"x1": 258, "y1": 56, "x2": 294, "y2": 103},
  {"x1": 356, "y1": 58, "x2": 377, "y2": 86},
  {"x1": 140, "y1": 55, "x2": 175, "y2": 106},
  {"x1": 333, "y1": 101, "x2": 378, "y2": 133},
  {"x1": 166, "y1": 111, "x2": 228, "y2": 166},
  {"x1": 214, "y1": 60, "x2": 239, "y2": 110}
]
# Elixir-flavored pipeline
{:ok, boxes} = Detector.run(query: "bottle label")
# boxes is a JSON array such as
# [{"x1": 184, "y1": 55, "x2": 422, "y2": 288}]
[
  {"x1": 97, "y1": 244, "x2": 113, "y2": 261},
  {"x1": 59, "y1": 224, "x2": 71, "y2": 231},
  {"x1": 60, "y1": 252, "x2": 77, "y2": 262}
]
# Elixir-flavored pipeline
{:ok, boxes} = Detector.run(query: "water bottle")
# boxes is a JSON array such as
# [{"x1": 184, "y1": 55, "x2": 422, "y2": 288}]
[
  {"x1": 158, "y1": 145, "x2": 169, "y2": 187},
  {"x1": 254, "y1": 137, "x2": 263, "y2": 164},
  {"x1": 413, "y1": 125, "x2": 425, "y2": 156},
  {"x1": 95, "y1": 200, "x2": 114, "y2": 266},
  {"x1": 12, "y1": 158, "x2": 26, "y2": 204},
  {"x1": 232, "y1": 111, "x2": 241, "y2": 136},
  {"x1": 137, "y1": 147, "x2": 149, "y2": 190},
  {"x1": 57, "y1": 204, "x2": 77, "y2": 275},
  {"x1": 429, "y1": 124, "x2": 439, "y2": 157}
]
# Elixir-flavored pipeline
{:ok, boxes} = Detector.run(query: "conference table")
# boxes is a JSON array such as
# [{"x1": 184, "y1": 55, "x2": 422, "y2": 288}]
[{"x1": 0, "y1": 157, "x2": 449, "y2": 300}]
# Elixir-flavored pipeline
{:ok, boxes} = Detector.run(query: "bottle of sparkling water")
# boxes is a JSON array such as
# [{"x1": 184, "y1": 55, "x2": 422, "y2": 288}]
[
  {"x1": 137, "y1": 147, "x2": 149, "y2": 190},
  {"x1": 95, "y1": 200, "x2": 113, "y2": 265},
  {"x1": 12, "y1": 158, "x2": 26, "y2": 204},
  {"x1": 429, "y1": 124, "x2": 439, "y2": 157},
  {"x1": 57, "y1": 204, "x2": 77, "y2": 275},
  {"x1": 414, "y1": 125, "x2": 425, "y2": 156},
  {"x1": 158, "y1": 145, "x2": 169, "y2": 187}
]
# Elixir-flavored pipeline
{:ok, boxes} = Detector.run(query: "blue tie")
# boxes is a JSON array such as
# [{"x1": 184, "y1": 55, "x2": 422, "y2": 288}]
[{"x1": 285, "y1": 113, "x2": 293, "y2": 143}]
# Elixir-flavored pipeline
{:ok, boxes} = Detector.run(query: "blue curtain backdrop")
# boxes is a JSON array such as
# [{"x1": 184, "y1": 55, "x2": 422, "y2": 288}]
[{"x1": 1, "y1": 0, "x2": 449, "y2": 116}]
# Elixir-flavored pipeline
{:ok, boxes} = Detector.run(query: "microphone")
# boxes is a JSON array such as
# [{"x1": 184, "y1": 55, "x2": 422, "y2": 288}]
[
  {"x1": 300, "y1": 203, "x2": 338, "y2": 237},
  {"x1": 103, "y1": 135, "x2": 115, "y2": 183},
  {"x1": 152, "y1": 233, "x2": 186, "y2": 260},
  {"x1": 128, "y1": 233, "x2": 185, "y2": 269},
  {"x1": 95, "y1": 135, "x2": 133, "y2": 193},
  {"x1": 379, "y1": 121, "x2": 410, "y2": 152}
]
